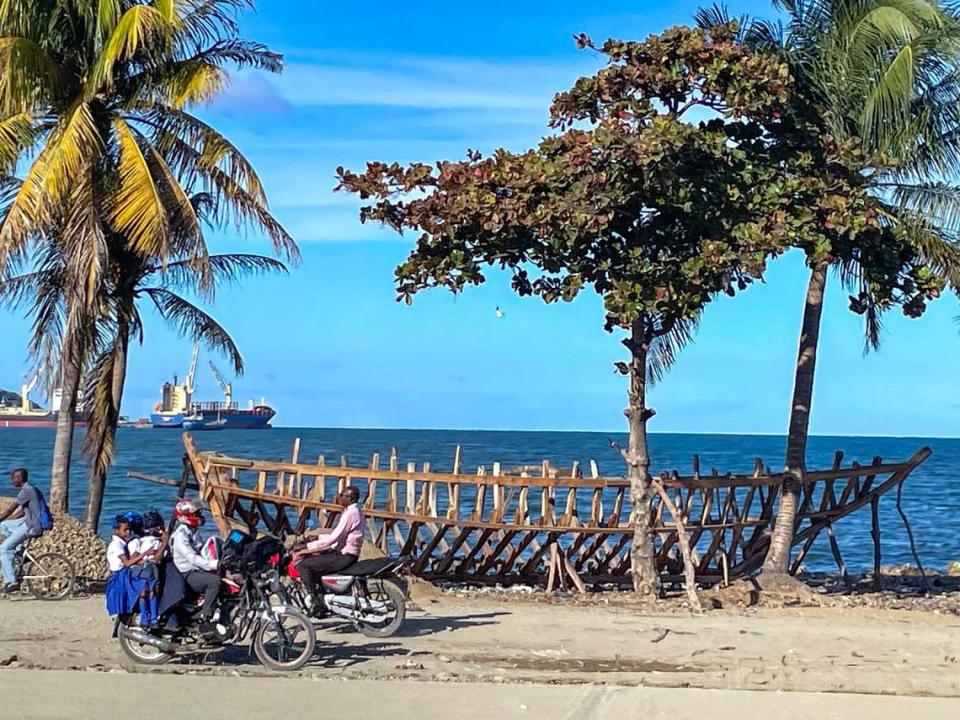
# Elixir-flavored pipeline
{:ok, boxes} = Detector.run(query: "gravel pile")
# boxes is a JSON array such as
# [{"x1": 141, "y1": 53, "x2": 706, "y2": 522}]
[{"x1": 29, "y1": 513, "x2": 109, "y2": 583}]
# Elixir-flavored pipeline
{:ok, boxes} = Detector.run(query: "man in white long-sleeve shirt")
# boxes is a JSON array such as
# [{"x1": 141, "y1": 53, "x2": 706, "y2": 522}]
[{"x1": 171, "y1": 499, "x2": 219, "y2": 625}]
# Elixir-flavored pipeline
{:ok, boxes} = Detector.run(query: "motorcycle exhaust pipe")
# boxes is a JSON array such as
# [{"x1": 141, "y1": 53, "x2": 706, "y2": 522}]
[{"x1": 124, "y1": 627, "x2": 173, "y2": 653}]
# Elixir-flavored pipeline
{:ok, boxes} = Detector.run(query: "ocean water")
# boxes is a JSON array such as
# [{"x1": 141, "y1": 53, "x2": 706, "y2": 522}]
[{"x1": 0, "y1": 428, "x2": 956, "y2": 573}]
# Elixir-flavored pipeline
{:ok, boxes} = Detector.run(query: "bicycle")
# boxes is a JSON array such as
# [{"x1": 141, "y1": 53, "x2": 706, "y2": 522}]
[{"x1": 9, "y1": 538, "x2": 76, "y2": 601}]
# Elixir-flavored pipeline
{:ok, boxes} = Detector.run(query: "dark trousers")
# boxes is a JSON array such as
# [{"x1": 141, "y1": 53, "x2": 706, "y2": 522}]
[
  {"x1": 297, "y1": 552, "x2": 358, "y2": 595},
  {"x1": 184, "y1": 570, "x2": 219, "y2": 620}
]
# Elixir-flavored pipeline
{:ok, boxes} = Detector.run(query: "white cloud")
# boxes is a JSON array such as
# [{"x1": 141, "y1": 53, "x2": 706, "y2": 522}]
[{"x1": 271, "y1": 51, "x2": 598, "y2": 110}]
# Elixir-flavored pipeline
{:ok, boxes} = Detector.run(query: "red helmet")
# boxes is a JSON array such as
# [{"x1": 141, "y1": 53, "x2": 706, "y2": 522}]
[{"x1": 173, "y1": 498, "x2": 205, "y2": 528}]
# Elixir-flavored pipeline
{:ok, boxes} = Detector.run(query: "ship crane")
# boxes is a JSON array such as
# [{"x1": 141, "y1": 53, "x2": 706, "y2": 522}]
[
  {"x1": 20, "y1": 375, "x2": 37, "y2": 413},
  {"x1": 209, "y1": 361, "x2": 233, "y2": 409},
  {"x1": 184, "y1": 343, "x2": 200, "y2": 398}
]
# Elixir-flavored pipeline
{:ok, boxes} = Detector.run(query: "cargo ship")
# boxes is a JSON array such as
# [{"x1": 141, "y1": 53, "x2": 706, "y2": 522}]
[
  {"x1": 0, "y1": 377, "x2": 89, "y2": 428},
  {"x1": 150, "y1": 345, "x2": 276, "y2": 430}
]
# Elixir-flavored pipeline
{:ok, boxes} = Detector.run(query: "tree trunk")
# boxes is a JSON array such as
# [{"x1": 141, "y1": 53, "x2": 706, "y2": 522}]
[
  {"x1": 49, "y1": 332, "x2": 84, "y2": 514},
  {"x1": 763, "y1": 260, "x2": 828, "y2": 576},
  {"x1": 625, "y1": 318, "x2": 660, "y2": 597},
  {"x1": 84, "y1": 334, "x2": 129, "y2": 533}
]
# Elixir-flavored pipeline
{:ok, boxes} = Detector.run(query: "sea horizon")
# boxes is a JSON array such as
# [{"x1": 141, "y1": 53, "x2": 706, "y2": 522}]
[{"x1": 265, "y1": 425, "x2": 960, "y2": 441}]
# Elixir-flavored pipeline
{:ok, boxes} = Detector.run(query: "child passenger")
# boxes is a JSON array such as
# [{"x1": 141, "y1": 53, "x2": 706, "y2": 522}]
[
  {"x1": 128, "y1": 510, "x2": 167, "y2": 628},
  {"x1": 105, "y1": 516, "x2": 146, "y2": 617}
]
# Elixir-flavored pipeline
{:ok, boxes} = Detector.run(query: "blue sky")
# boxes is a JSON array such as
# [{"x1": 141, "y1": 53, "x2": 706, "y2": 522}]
[{"x1": 0, "y1": 0, "x2": 958, "y2": 436}]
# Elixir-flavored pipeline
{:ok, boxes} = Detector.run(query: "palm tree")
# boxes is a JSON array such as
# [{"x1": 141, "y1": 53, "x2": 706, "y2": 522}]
[
  {"x1": 0, "y1": 238, "x2": 286, "y2": 530},
  {"x1": 699, "y1": 0, "x2": 960, "y2": 577},
  {"x1": 0, "y1": 1, "x2": 297, "y2": 512},
  {"x1": 82, "y1": 250, "x2": 286, "y2": 531}
]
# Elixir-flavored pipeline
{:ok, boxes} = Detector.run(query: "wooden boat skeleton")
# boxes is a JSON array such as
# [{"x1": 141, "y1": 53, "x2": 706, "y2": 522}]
[{"x1": 130, "y1": 435, "x2": 932, "y2": 591}]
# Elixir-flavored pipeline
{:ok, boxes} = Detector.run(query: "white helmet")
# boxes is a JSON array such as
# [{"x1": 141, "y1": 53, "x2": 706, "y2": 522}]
[{"x1": 173, "y1": 498, "x2": 205, "y2": 528}]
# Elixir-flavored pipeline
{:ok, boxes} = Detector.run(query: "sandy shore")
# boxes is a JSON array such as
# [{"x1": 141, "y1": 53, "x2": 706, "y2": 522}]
[{"x1": 1, "y1": 591, "x2": 959, "y2": 701}]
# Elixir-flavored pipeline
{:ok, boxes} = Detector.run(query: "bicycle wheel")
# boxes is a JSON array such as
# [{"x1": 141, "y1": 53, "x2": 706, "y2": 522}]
[
  {"x1": 23, "y1": 552, "x2": 75, "y2": 601},
  {"x1": 253, "y1": 608, "x2": 316, "y2": 671}
]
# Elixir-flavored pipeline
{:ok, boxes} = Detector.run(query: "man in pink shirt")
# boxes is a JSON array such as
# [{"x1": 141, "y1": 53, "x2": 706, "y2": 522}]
[{"x1": 294, "y1": 486, "x2": 364, "y2": 612}]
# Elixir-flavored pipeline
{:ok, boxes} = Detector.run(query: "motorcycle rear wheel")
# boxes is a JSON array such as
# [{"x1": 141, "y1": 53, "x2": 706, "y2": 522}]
[
  {"x1": 117, "y1": 616, "x2": 173, "y2": 666},
  {"x1": 253, "y1": 608, "x2": 316, "y2": 671},
  {"x1": 357, "y1": 579, "x2": 406, "y2": 638}
]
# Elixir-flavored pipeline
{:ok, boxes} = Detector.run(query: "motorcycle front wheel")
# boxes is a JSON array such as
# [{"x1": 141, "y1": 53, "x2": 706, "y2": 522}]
[
  {"x1": 253, "y1": 608, "x2": 316, "y2": 671},
  {"x1": 357, "y1": 579, "x2": 406, "y2": 638}
]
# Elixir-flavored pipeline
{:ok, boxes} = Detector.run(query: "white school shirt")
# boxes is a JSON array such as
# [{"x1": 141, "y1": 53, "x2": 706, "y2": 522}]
[
  {"x1": 129, "y1": 535, "x2": 162, "y2": 562},
  {"x1": 106, "y1": 535, "x2": 128, "y2": 572}
]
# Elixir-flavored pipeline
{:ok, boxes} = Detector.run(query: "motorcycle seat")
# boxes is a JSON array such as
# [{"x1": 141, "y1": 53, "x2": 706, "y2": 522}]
[{"x1": 337, "y1": 558, "x2": 397, "y2": 577}]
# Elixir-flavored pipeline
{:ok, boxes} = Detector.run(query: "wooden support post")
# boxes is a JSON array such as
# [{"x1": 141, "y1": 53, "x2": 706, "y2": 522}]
[
  {"x1": 453, "y1": 446, "x2": 463, "y2": 475},
  {"x1": 424, "y1": 462, "x2": 437, "y2": 515},
  {"x1": 406, "y1": 461, "x2": 416, "y2": 514},
  {"x1": 559, "y1": 546, "x2": 587, "y2": 593},
  {"x1": 311, "y1": 455, "x2": 326, "y2": 503},
  {"x1": 651, "y1": 479, "x2": 702, "y2": 612},
  {"x1": 895, "y1": 480, "x2": 930, "y2": 593},
  {"x1": 339, "y1": 455, "x2": 349, "y2": 494},
  {"x1": 474, "y1": 466, "x2": 487, "y2": 521},
  {"x1": 871, "y1": 496, "x2": 882, "y2": 586},
  {"x1": 540, "y1": 460, "x2": 553, "y2": 525},
  {"x1": 288, "y1": 436, "x2": 300, "y2": 497},
  {"x1": 388, "y1": 448, "x2": 398, "y2": 512},
  {"x1": 825, "y1": 522, "x2": 848, "y2": 584},
  {"x1": 546, "y1": 544, "x2": 559, "y2": 592},
  {"x1": 366, "y1": 453, "x2": 381, "y2": 545},
  {"x1": 366, "y1": 453, "x2": 380, "y2": 508}
]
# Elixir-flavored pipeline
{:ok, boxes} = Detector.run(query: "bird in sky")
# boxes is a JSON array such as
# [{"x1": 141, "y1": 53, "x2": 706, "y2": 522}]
[{"x1": 495, "y1": 306, "x2": 504, "y2": 319}]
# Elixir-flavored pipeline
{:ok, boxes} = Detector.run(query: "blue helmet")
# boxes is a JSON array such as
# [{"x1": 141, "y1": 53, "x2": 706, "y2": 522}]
[{"x1": 122, "y1": 511, "x2": 143, "y2": 533}]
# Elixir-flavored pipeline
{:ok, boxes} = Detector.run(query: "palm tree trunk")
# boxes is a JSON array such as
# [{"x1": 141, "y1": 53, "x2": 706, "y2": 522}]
[
  {"x1": 84, "y1": 334, "x2": 129, "y2": 533},
  {"x1": 763, "y1": 260, "x2": 828, "y2": 576},
  {"x1": 49, "y1": 332, "x2": 84, "y2": 514},
  {"x1": 625, "y1": 317, "x2": 660, "y2": 597}
]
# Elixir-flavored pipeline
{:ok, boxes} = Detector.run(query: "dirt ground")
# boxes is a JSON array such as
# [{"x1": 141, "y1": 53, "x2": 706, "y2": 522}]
[{"x1": 1, "y1": 590, "x2": 959, "y2": 699}]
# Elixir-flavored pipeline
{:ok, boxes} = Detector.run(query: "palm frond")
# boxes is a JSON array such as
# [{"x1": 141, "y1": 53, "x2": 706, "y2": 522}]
[
  {"x1": 110, "y1": 117, "x2": 170, "y2": 259},
  {"x1": 136, "y1": 104, "x2": 267, "y2": 201},
  {"x1": 82, "y1": 338, "x2": 122, "y2": 476},
  {"x1": 143, "y1": 286, "x2": 243, "y2": 373},
  {"x1": 647, "y1": 313, "x2": 701, "y2": 385},
  {"x1": 0, "y1": 37, "x2": 62, "y2": 112},
  {"x1": 155, "y1": 252, "x2": 286, "y2": 296},
  {"x1": 0, "y1": 112, "x2": 39, "y2": 172},
  {"x1": 883, "y1": 180, "x2": 960, "y2": 232},
  {"x1": 88, "y1": 4, "x2": 169, "y2": 93},
  {"x1": 859, "y1": 43, "x2": 916, "y2": 144}
]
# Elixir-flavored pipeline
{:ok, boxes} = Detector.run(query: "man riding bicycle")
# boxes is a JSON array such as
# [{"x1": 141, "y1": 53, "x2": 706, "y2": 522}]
[{"x1": 0, "y1": 469, "x2": 47, "y2": 593}]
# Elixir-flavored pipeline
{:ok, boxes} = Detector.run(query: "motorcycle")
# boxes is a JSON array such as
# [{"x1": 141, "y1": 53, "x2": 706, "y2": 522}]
[
  {"x1": 278, "y1": 548, "x2": 410, "y2": 638},
  {"x1": 116, "y1": 532, "x2": 316, "y2": 671}
]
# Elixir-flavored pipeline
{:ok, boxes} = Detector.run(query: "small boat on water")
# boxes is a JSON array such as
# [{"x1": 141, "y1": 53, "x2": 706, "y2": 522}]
[{"x1": 183, "y1": 414, "x2": 227, "y2": 431}]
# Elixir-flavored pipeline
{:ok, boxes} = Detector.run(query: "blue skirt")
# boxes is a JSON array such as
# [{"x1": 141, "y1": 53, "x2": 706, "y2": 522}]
[
  {"x1": 106, "y1": 569, "x2": 146, "y2": 616},
  {"x1": 132, "y1": 563, "x2": 159, "y2": 587}
]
